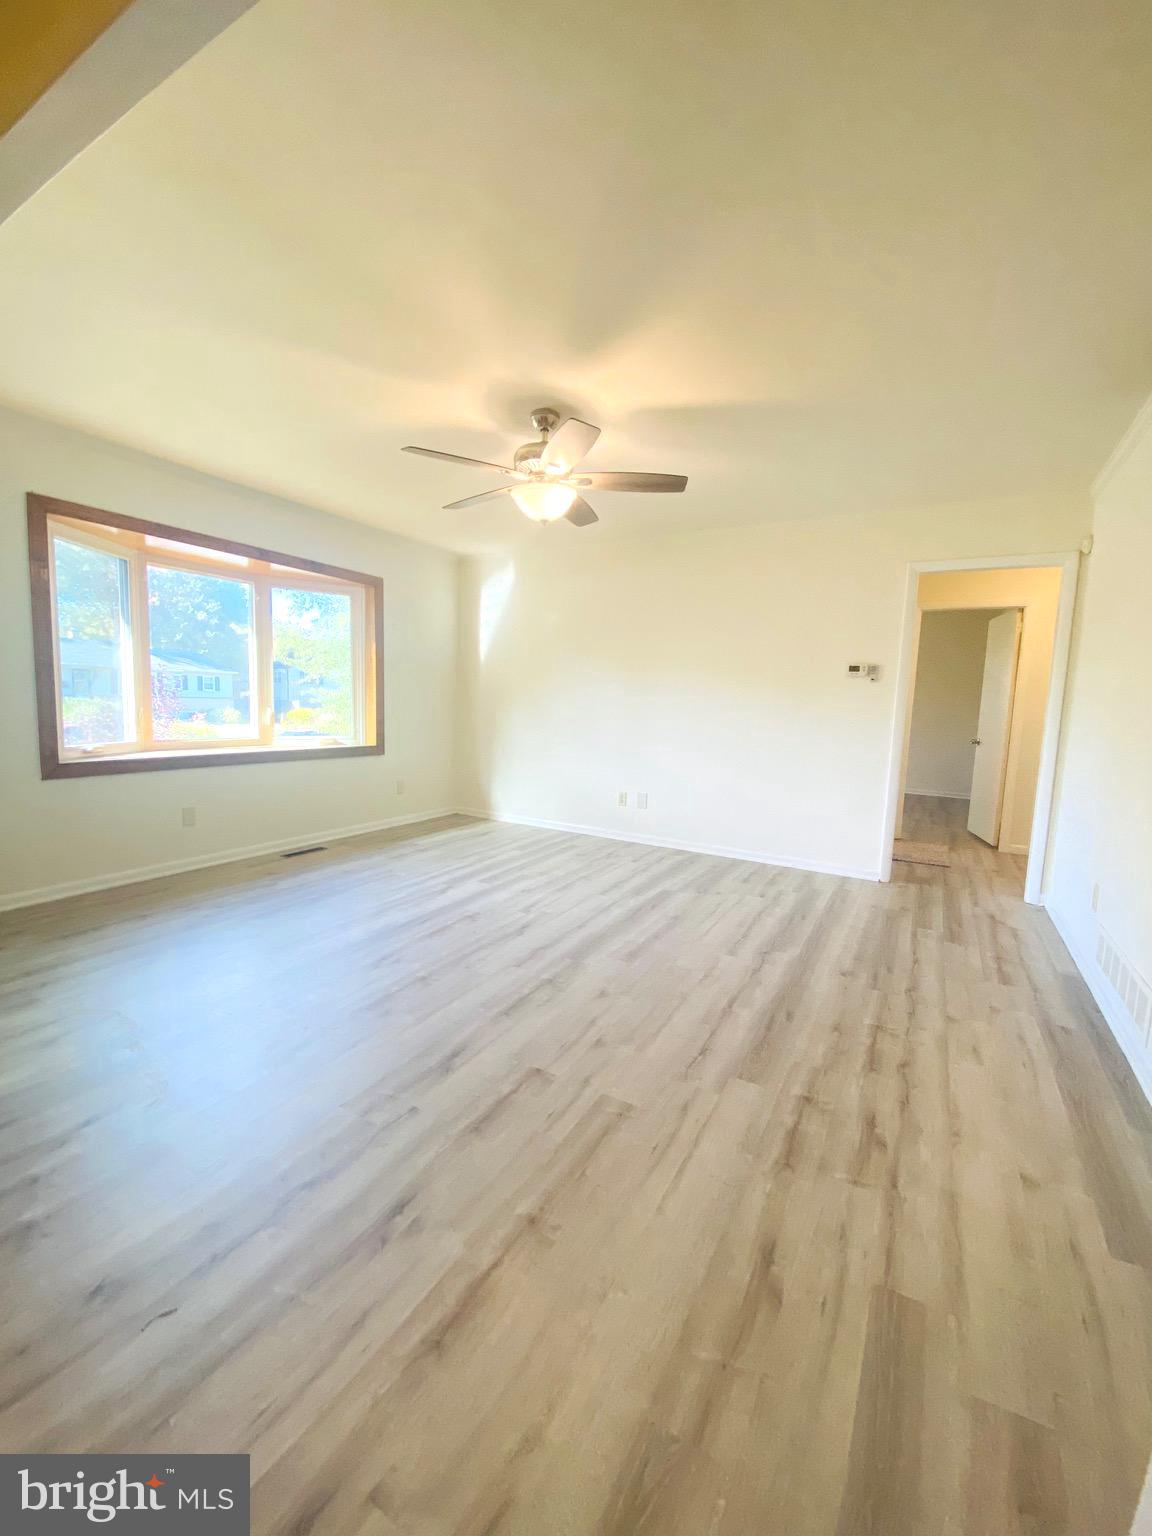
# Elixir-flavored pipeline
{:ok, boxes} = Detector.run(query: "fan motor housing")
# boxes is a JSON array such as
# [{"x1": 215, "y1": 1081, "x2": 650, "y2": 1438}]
[
  {"x1": 513, "y1": 440, "x2": 549, "y2": 473},
  {"x1": 514, "y1": 409, "x2": 562, "y2": 473}
]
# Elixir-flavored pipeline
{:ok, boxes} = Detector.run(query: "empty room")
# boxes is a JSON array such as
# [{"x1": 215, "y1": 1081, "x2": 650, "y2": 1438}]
[{"x1": 2, "y1": 2, "x2": 1152, "y2": 1533}]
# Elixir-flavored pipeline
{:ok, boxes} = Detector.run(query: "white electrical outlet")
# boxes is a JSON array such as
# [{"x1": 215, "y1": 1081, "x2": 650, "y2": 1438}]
[
  {"x1": 181, "y1": 807, "x2": 196, "y2": 828},
  {"x1": 396, "y1": 778, "x2": 406, "y2": 795},
  {"x1": 636, "y1": 792, "x2": 648, "y2": 810},
  {"x1": 618, "y1": 791, "x2": 628, "y2": 808}
]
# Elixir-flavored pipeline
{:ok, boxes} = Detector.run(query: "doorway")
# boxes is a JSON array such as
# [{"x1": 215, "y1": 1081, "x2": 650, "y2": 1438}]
[
  {"x1": 897, "y1": 602, "x2": 1028, "y2": 877},
  {"x1": 900, "y1": 604, "x2": 1023, "y2": 847},
  {"x1": 879, "y1": 553, "x2": 1080, "y2": 904}
]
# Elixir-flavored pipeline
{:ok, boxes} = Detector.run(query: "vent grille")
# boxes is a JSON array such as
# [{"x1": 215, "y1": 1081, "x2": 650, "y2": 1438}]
[{"x1": 1096, "y1": 927, "x2": 1152, "y2": 1043}]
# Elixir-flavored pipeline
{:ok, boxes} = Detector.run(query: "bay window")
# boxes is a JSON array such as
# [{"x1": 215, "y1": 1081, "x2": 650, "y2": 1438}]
[{"x1": 28, "y1": 493, "x2": 383, "y2": 778}]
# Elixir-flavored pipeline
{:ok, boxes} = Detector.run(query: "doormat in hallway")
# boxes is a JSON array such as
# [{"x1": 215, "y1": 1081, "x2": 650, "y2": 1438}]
[{"x1": 893, "y1": 838, "x2": 951, "y2": 868}]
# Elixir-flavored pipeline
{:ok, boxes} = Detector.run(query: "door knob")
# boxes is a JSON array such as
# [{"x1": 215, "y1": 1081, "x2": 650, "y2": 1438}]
[{"x1": 971, "y1": 738, "x2": 981, "y2": 745}]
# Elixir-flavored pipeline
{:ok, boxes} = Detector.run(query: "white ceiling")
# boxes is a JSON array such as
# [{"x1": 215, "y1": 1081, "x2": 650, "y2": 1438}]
[{"x1": 1, "y1": 0, "x2": 1151, "y2": 552}]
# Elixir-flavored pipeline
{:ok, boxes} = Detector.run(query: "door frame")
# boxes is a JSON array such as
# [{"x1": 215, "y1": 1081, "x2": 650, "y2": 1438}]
[{"x1": 879, "y1": 551, "x2": 1081, "y2": 905}]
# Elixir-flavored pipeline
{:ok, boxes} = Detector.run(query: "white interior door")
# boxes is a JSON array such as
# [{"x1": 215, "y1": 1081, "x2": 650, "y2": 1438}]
[{"x1": 967, "y1": 609, "x2": 1022, "y2": 845}]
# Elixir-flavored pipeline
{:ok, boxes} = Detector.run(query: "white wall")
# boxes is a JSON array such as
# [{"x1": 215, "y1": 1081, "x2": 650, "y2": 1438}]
[
  {"x1": 457, "y1": 495, "x2": 1087, "y2": 880},
  {"x1": 0, "y1": 405, "x2": 458, "y2": 906},
  {"x1": 1047, "y1": 399, "x2": 1152, "y2": 1097},
  {"x1": 0, "y1": 402, "x2": 1100, "y2": 908},
  {"x1": 904, "y1": 610, "x2": 988, "y2": 799},
  {"x1": 917, "y1": 567, "x2": 1062, "y2": 854}
]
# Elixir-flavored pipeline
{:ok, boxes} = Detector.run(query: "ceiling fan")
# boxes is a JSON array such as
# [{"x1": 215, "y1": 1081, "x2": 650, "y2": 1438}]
[{"x1": 402, "y1": 408, "x2": 687, "y2": 527}]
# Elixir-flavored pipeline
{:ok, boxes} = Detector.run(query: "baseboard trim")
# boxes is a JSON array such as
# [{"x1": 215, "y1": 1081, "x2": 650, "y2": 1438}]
[
  {"x1": 1043, "y1": 897, "x2": 1152, "y2": 1106},
  {"x1": 2, "y1": 802, "x2": 882, "y2": 910},
  {"x1": 0, "y1": 808, "x2": 459, "y2": 912},
  {"x1": 458, "y1": 808, "x2": 880, "y2": 882}
]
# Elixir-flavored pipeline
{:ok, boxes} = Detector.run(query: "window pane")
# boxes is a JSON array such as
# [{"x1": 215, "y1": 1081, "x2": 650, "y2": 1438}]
[
  {"x1": 272, "y1": 587, "x2": 356, "y2": 743},
  {"x1": 147, "y1": 566, "x2": 256, "y2": 742},
  {"x1": 54, "y1": 537, "x2": 135, "y2": 748}
]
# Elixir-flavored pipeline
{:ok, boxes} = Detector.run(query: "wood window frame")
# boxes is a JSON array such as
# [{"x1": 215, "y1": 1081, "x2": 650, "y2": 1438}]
[{"x1": 27, "y1": 492, "x2": 385, "y2": 779}]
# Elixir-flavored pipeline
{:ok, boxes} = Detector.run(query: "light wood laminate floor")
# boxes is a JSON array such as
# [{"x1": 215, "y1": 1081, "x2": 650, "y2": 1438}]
[{"x1": 3, "y1": 798, "x2": 1152, "y2": 1535}]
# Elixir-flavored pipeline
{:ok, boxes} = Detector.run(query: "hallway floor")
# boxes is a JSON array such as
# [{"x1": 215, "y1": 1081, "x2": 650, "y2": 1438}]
[{"x1": 899, "y1": 791, "x2": 1029, "y2": 880}]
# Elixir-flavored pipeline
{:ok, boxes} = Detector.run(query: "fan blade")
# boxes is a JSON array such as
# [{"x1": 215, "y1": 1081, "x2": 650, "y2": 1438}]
[
  {"x1": 541, "y1": 418, "x2": 600, "y2": 473},
  {"x1": 442, "y1": 485, "x2": 518, "y2": 511},
  {"x1": 403, "y1": 446, "x2": 521, "y2": 477},
  {"x1": 564, "y1": 497, "x2": 599, "y2": 527},
  {"x1": 570, "y1": 471, "x2": 687, "y2": 493}
]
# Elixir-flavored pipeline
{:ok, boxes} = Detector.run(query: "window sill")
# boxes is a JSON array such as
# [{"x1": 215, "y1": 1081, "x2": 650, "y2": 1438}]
[{"x1": 45, "y1": 742, "x2": 384, "y2": 778}]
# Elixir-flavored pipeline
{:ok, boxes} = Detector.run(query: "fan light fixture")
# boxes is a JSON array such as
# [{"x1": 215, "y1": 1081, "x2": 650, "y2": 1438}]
[
  {"x1": 511, "y1": 481, "x2": 577, "y2": 522},
  {"x1": 402, "y1": 408, "x2": 688, "y2": 528}
]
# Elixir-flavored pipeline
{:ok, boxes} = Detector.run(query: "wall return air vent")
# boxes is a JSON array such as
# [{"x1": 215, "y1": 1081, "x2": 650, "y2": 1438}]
[{"x1": 1096, "y1": 927, "x2": 1152, "y2": 1046}]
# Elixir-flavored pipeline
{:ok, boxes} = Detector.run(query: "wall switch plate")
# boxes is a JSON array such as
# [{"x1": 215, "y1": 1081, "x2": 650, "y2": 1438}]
[
  {"x1": 395, "y1": 778, "x2": 406, "y2": 795},
  {"x1": 1092, "y1": 883, "x2": 1100, "y2": 912},
  {"x1": 618, "y1": 791, "x2": 628, "y2": 807},
  {"x1": 181, "y1": 807, "x2": 196, "y2": 828},
  {"x1": 636, "y1": 792, "x2": 648, "y2": 810}
]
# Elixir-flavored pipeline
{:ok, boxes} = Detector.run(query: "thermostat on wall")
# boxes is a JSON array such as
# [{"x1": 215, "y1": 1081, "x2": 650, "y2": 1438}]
[{"x1": 847, "y1": 663, "x2": 881, "y2": 681}]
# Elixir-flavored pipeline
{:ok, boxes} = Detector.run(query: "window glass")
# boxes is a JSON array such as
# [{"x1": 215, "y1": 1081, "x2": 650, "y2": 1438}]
[
  {"x1": 54, "y1": 537, "x2": 135, "y2": 747},
  {"x1": 147, "y1": 566, "x2": 256, "y2": 742},
  {"x1": 271, "y1": 588, "x2": 355, "y2": 743},
  {"x1": 39, "y1": 504, "x2": 376, "y2": 771}
]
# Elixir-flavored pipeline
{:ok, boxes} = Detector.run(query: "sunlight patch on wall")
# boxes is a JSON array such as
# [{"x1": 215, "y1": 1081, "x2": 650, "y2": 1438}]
[{"x1": 479, "y1": 564, "x2": 515, "y2": 660}]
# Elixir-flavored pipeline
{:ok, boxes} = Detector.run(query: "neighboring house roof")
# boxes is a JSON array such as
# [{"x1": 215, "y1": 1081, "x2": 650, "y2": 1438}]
[
  {"x1": 58, "y1": 637, "x2": 237, "y2": 677},
  {"x1": 150, "y1": 647, "x2": 237, "y2": 677},
  {"x1": 57, "y1": 637, "x2": 128, "y2": 669}
]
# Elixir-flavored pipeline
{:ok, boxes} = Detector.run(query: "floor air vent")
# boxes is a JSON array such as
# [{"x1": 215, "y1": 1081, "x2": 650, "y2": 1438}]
[
  {"x1": 1096, "y1": 927, "x2": 1152, "y2": 1044},
  {"x1": 281, "y1": 845, "x2": 327, "y2": 859}
]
